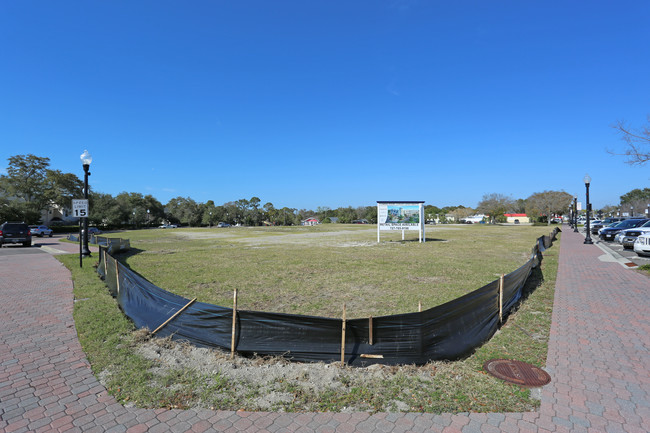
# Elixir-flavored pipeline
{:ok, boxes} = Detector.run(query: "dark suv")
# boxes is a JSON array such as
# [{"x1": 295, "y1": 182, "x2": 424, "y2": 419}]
[
  {"x1": 599, "y1": 219, "x2": 649, "y2": 242},
  {"x1": 0, "y1": 222, "x2": 32, "y2": 247},
  {"x1": 591, "y1": 217, "x2": 627, "y2": 235}
]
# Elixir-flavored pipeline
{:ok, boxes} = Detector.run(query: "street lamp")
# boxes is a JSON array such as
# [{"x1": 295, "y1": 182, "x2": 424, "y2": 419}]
[
  {"x1": 583, "y1": 174, "x2": 593, "y2": 244},
  {"x1": 80, "y1": 150, "x2": 92, "y2": 257},
  {"x1": 573, "y1": 196, "x2": 578, "y2": 232}
]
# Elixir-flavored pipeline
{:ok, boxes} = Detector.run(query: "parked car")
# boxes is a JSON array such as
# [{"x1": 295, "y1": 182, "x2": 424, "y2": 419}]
[
  {"x1": 217, "y1": 222, "x2": 231, "y2": 228},
  {"x1": 0, "y1": 221, "x2": 32, "y2": 247},
  {"x1": 614, "y1": 232, "x2": 626, "y2": 244},
  {"x1": 82, "y1": 227, "x2": 102, "y2": 235},
  {"x1": 585, "y1": 220, "x2": 601, "y2": 232},
  {"x1": 599, "y1": 219, "x2": 649, "y2": 242},
  {"x1": 591, "y1": 217, "x2": 627, "y2": 235},
  {"x1": 29, "y1": 225, "x2": 53, "y2": 237},
  {"x1": 634, "y1": 233, "x2": 650, "y2": 257},
  {"x1": 619, "y1": 220, "x2": 650, "y2": 249}
]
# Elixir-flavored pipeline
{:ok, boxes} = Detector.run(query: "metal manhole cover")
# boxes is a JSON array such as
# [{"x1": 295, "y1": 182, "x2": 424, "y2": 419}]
[{"x1": 483, "y1": 359, "x2": 551, "y2": 387}]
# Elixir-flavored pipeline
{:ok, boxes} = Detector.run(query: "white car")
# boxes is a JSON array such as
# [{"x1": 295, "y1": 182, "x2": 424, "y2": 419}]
[
  {"x1": 621, "y1": 221, "x2": 650, "y2": 249},
  {"x1": 634, "y1": 233, "x2": 650, "y2": 257},
  {"x1": 614, "y1": 232, "x2": 623, "y2": 244}
]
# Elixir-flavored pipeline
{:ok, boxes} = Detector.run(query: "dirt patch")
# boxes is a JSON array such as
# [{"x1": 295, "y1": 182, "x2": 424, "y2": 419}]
[{"x1": 128, "y1": 335, "x2": 439, "y2": 412}]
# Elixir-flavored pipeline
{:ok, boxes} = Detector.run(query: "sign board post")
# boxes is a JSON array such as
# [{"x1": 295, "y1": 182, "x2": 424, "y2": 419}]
[
  {"x1": 377, "y1": 201, "x2": 425, "y2": 243},
  {"x1": 72, "y1": 199, "x2": 89, "y2": 218},
  {"x1": 73, "y1": 199, "x2": 89, "y2": 267}
]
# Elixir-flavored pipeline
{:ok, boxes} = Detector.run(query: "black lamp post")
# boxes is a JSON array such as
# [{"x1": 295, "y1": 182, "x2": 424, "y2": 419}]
[
  {"x1": 573, "y1": 196, "x2": 578, "y2": 232},
  {"x1": 80, "y1": 150, "x2": 92, "y2": 257},
  {"x1": 584, "y1": 174, "x2": 593, "y2": 244}
]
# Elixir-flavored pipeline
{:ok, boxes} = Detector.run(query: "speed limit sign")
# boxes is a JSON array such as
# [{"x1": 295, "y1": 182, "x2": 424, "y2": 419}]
[{"x1": 72, "y1": 199, "x2": 89, "y2": 218}]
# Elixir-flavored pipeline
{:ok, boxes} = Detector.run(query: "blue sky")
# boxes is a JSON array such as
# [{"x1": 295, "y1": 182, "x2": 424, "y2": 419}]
[{"x1": 1, "y1": 1, "x2": 649, "y2": 210}]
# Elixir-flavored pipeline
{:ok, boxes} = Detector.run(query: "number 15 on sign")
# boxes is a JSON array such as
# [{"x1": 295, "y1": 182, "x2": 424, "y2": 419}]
[{"x1": 72, "y1": 199, "x2": 89, "y2": 218}]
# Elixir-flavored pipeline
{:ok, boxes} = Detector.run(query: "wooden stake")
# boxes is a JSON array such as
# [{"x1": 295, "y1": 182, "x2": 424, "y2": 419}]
[
  {"x1": 103, "y1": 247, "x2": 108, "y2": 276},
  {"x1": 369, "y1": 315, "x2": 373, "y2": 345},
  {"x1": 341, "y1": 303, "x2": 347, "y2": 366},
  {"x1": 418, "y1": 301, "x2": 422, "y2": 312},
  {"x1": 231, "y1": 288, "x2": 238, "y2": 360},
  {"x1": 152, "y1": 298, "x2": 196, "y2": 335},
  {"x1": 498, "y1": 274, "x2": 504, "y2": 324},
  {"x1": 114, "y1": 257, "x2": 120, "y2": 295}
]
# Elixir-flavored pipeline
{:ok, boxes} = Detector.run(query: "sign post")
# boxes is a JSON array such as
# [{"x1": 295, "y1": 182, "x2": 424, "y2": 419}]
[
  {"x1": 73, "y1": 199, "x2": 89, "y2": 267},
  {"x1": 72, "y1": 199, "x2": 89, "y2": 218}
]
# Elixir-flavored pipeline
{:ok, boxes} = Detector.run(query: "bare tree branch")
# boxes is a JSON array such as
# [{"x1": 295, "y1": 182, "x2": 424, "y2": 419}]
[{"x1": 609, "y1": 116, "x2": 650, "y2": 165}]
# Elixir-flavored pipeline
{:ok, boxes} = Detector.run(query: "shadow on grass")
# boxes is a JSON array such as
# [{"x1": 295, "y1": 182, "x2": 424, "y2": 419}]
[
  {"x1": 384, "y1": 237, "x2": 447, "y2": 243},
  {"x1": 112, "y1": 248, "x2": 146, "y2": 272}
]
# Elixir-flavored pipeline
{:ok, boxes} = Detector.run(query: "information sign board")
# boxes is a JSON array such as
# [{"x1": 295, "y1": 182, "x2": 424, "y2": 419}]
[{"x1": 377, "y1": 201, "x2": 425, "y2": 242}]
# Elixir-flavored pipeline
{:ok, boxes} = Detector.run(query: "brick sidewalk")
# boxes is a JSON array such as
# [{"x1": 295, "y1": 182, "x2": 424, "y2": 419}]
[{"x1": 1, "y1": 228, "x2": 649, "y2": 432}]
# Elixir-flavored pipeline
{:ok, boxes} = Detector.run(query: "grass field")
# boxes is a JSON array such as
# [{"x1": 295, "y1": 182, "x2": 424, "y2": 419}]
[
  {"x1": 111, "y1": 224, "x2": 553, "y2": 318},
  {"x1": 60, "y1": 223, "x2": 560, "y2": 413}
]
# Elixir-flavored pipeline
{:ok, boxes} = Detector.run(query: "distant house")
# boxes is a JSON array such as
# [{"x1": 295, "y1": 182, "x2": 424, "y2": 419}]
[
  {"x1": 461, "y1": 214, "x2": 486, "y2": 224},
  {"x1": 302, "y1": 218, "x2": 320, "y2": 226},
  {"x1": 41, "y1": 203, "x2": 77, "y2": 225},
  {"x1": 504, "y1": 213, "x2": 530, "y2": 224}
]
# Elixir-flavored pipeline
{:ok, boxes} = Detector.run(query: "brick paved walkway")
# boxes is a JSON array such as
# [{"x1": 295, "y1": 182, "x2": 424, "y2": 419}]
[{"x1": 1, "y1": 229, "x2": 649, "y2": 432}]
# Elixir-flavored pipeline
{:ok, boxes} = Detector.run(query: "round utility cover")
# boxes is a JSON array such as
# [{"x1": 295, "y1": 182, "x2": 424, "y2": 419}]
[{"x1": 483, "y1": 359, "x2": 551, "y2": 387}]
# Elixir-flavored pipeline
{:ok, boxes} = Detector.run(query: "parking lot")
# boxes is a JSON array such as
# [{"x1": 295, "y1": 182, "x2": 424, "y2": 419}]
[{"x1": 580, "y1": 227, "x2": 650, "y2": 267}]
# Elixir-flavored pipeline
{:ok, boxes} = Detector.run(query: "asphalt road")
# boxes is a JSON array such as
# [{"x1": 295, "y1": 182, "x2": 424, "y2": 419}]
[
  {"x1": 596, "y1": 237, "x2": 650, "y2": 266},
  {"x1": 577, "y1": 227, "x2": 650, "y2": 267},
  {"x1": 0, "y1": 234, "x2": 90, "y2": 256}
]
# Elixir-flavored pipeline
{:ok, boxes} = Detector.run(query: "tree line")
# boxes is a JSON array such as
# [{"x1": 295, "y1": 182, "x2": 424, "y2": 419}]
[{"x1": 2, "y1": 154, "x2": 647, "y2": 227}]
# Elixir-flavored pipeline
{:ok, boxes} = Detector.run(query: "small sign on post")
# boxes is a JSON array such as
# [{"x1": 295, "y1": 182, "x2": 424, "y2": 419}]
[
  {"x1": 73, "y1": 199, "x2": 89, "y2": 267},
  {"x1": 72, "y1": 199, "x2": 89, "y2": 218}
]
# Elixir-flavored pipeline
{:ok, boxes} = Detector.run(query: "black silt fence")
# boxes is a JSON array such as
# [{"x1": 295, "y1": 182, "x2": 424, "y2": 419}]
[
  {"x1": 96, "y1": 228, "x2": 560, "y2": 366},
  {"x1": 67, "y1": 234, "x2": 130, "y2": 254}
]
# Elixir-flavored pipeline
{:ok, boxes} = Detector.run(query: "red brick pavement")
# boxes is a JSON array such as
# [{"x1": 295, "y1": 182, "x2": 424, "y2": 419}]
[{"x1": 1, "y1": 229, "x2": 648, "y2": 432}]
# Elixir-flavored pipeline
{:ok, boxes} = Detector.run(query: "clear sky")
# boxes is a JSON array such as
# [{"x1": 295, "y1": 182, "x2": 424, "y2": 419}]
[{"x1": 1, "y1": 1, "x2": 649, "y2": 210}]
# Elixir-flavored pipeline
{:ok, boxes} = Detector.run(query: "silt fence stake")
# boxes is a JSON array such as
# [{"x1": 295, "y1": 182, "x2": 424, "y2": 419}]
[
  {"x1": 341, "y1": 303, "x2": 347, "y2": 366},
  {"x1": 231, "y1": 288, "x2": 238, "y2": 360},
  {"x1": 103, "y1": 247, "x2": 108, "y2": 276},
  {"x1": 152, "y1": 298, "x2": 197, "y2": 335},
  {"x1": 114, "y1": 258, "x2": 120, "y2": 295},
  {"x1": 498, "y1": 274, "x2": 504, "y2": 325}
]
